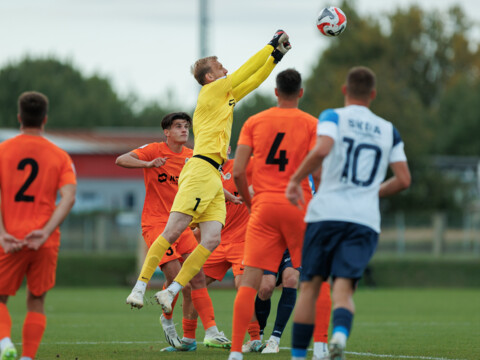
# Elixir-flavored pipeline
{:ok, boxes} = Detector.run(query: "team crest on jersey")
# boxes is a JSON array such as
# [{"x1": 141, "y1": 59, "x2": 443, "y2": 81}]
[
  {"x1": 222, "y1": 172, "x2": 232, "y2": 180},
  {"x1": 229, "y1": 99, "x2": 236, "y2": 107}
]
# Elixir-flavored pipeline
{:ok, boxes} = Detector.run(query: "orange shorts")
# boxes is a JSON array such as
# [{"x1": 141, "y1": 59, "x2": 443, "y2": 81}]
[
  {"x1": 142, "y1": 224, "x2": 198, "y2": 267},
  {"x1": 0, "y1": 246, "x2": 59, "y2": 296},
  {"x1": 243, "y1": 200, "x2": 306, "y2": 273},
  {"x1": 203, "y1": 241, "x2": 245, "y2": 281}
]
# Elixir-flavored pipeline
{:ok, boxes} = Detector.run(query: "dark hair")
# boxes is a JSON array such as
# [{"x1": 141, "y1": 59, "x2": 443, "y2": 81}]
[
  {"x1": 276, "y1": 68, "x2": 302, "y2": 98},
  {"x1": 161, "y1": 112, "x2": 192, "y2": 130},
  {"x1": 18, "y1": 91, "x2": 49, "y2": 127},
  {"x1": 346, "y1": 66, "x2": 376, "y2": 99},
  {"x1": 191, "y1": 56, "x2": 217, "y2": 85}
]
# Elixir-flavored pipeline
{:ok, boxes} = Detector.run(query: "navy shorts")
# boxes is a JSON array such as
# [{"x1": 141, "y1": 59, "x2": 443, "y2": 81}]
[
  {"x1": 300, "y1": 221, "x2": 378, "y2": 282},
  {"x1": 264, "y1": 249, "x2": 301, "y2": 287}
]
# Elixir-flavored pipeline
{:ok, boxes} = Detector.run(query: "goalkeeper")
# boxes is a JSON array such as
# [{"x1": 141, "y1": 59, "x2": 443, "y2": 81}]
[{"x1": 127, "y1": 30, "x2": 291, "y2": 315}]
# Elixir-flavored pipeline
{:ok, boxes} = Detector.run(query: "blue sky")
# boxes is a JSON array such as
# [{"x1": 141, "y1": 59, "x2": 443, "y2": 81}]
[{"x1": 1, "y1": 0, "x2": 478, "y2": 109}]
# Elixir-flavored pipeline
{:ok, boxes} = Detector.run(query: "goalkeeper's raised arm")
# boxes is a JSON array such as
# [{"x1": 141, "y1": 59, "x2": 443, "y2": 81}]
[{"x1": 231, "y1": 30, "x2": 292, "y2": 101}]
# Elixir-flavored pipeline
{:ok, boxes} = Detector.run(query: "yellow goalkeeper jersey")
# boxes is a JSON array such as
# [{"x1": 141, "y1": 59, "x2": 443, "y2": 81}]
[{"x1": 193, "y1": 44, "x2": 276, "y2": 163}]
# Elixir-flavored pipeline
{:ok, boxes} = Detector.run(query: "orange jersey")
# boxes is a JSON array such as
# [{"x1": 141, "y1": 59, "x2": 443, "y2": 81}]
[
  {"x1": 221, "y1": 159, "x2": 251, "y2": 244},
  {"x1": 132, "y1": 142, "x2": 193, "y2": 228},
  {"x1": 237, "y1": 107, "x2": 317, "y2": 203},
  {"x1": 0, "y1": 134, "x2": 76, "y2": 249}
]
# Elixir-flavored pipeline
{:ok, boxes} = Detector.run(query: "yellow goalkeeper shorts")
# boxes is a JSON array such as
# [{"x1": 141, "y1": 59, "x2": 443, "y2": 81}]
[{"x1": 171, "y1": 156, "x2": 226, "y2": 227}]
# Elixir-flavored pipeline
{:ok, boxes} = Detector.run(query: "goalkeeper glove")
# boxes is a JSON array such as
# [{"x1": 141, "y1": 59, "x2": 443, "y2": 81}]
[
  {"x1": 271, "y1": 41, "x2": 291, "y2": 63},
  {"x1": 268, "y1": 29, "x2": 289, "y2": 49}
]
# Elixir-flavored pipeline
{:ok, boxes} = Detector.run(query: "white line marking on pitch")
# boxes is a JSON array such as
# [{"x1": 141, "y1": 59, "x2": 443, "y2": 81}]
[{"x1": 37, "y1": 341, "x2": 467, "y2": 360}]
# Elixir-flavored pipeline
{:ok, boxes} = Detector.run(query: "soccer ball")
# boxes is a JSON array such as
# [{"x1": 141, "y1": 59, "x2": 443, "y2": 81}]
[{"x1": 316, "y1": 6, "x2": 347, "y2": 37}]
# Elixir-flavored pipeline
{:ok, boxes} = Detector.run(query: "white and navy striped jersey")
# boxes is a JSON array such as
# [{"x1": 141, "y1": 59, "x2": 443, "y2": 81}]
[{"x1": 305, "y1": 105, "x2": 407, "y2": 233}]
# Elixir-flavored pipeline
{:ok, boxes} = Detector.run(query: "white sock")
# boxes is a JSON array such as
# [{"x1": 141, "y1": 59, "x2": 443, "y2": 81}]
[
  {"x1": 20, "y1": 357, "x2": 33, "y2": 360},
  {"x1": 160, "y1": 315, "x2": 174, "y2": 326},
  {"x1": 133, "y1": 280, "x2": 147, "y2": 293},
  {"x1": 314, "y1": 341, "x2": 329, "y2": 356},
  {"x1": 269, "y1": 335, "x2": 280, "y2": 345},
  {"x1": 167, "y1": 281, "x2": 183, "y2": 295},
  {"x1": 228, "y1": 351, "x2": 243, "y2": 360},
  {"x1": 260, "y1": 334, "x2": 264, "y2": 342},
  {"x1": 331, "y1": 331, "x2": 347, "y2": 348},
  {"x1": 182, "y1": 337, "x2": 195, "y2": 344},
  {"x1": 0, "y1": 337, "x2": 14, "y2": 350},
  {"x1": 205, "y1": 325, "x2": 219, "y2": 337}
]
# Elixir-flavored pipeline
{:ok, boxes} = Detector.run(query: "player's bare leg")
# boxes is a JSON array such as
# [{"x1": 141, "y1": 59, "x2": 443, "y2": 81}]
[{"x1": 126, "y1": 212, "x2": 192, "y2": 309}]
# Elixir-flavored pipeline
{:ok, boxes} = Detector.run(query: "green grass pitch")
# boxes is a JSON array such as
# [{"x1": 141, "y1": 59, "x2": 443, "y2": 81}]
[{"x1": 6, "y1": 287, "x2": 480, "y2": 359}]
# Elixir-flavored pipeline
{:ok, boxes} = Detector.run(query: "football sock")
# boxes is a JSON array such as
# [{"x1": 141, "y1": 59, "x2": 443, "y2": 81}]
[
  {"x1": 271, "y1": 287, "x2": 296, "y2": 339},
  {"x1": 313, "y1": 341, "x2": 329, "y2": 356},
  {"x1": 254, "y1": 295, "x2": 270, "y2": 336},
  {"x1": 137, "y1": 236, "x2": 171, "y2": 283},
  {"x1": 22, "y1": 312, "x2": 46, "y2": 359},
  {"x1": 191, "y1": 288, "x2": 216, "y2": 330},
  {"x1": 231, "y1": 286, "x2": 257, "y2": 352},
  {"x1": 166, "y1": 281, "x2": 183, "y2": 296},
  {"x1": 331, "y1": 307, "x2": 353, "y2": 348},
  {"x1": 205, "y1": 325, "x2": 220, "y2": 337},
  {"x1": 0, "y1": 303, "x2": 12, "y2": 339},
  {"x1": 291, "y1": 322, "x2": 314, "y2": 359},
  {"x1": 247, "y1": 320, "x2": 261, "y2": 341},
  {"x1": 313, "y1": 281, "x2": 332, "y2": 343},
  {"x1": 182, "y1": 318, "x2": 197, "y2": 340},
  {"x1": 174, "y1": 245, "x2": 211, "y2": 287},
  {"x1": 269, "y1": 335, "x2": 280, "y2": 344}
]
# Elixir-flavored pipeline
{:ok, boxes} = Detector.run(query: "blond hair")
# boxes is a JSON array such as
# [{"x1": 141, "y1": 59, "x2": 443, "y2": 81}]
[{"x1": 191, "y1": 56, "x2": 217, "y2": 85}]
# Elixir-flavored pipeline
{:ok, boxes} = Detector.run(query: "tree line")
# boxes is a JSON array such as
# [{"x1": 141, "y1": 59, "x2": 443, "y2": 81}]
[{"x1": 1, "y1": 1, "x2": 478, "y2": 213}]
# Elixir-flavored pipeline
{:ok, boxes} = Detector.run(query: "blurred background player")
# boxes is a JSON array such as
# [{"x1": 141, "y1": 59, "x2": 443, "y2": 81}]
[
  {"x1": 0, "y1": 91, "x2": 77, "y2": 360},
  {"x1": 229, "y1": 68, "x2": 320, "y2": 360},
  {"x1": 116, "y1": 112, "x2": 230, "y2": 350},
  {"x1": 287, "y1": 66, "x2": 411, "y2": 360},
  {"x1": 127, "y1": 30, "x2": 292, "y2": 317},
  {"x1": 242, "y1": 249, "x2": 300, "y2": 354}
]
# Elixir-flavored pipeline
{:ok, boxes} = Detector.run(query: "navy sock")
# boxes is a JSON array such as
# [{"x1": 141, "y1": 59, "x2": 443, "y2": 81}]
[
  {"x1": 332, "y1": 307, "x2": 354, "y2": 337},
  {"x1": 272, "y1": 287, "x2": 297, "y2": 338},
  {"x1": 255, "y1": 295, "x2": 271, "y2": 334},
  {"x1": 291, "y1": 322, "x2": 314, "y2": 358}
]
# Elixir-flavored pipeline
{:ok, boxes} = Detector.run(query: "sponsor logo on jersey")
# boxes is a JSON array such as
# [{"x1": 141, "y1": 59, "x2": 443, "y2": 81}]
[
  {"x1": 158, "y1": 173, "x2": 179, "y2": 184},
  {"x1": 229, "y1": 99, "x2": 236, "y2": 107},
  {"x1": 348, "y1": 119, "x2": 381, "y2": 135}
]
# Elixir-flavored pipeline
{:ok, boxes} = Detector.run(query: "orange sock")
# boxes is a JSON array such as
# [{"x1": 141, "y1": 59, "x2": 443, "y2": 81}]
[
  {"x1": 0, "y1": 303, "x2": 11, "y2": 338},
  {"x1": 231, "y1": 286, "x2": 257, "y2": 352},
  {"x1": 191, "y1": 288, "x2": 216, "y2": 330},
  {"x1": 313, "y1": 282, "x2": 332, "y2": 343},
  {"x1": 22, "y1": 312, "x2": 46, "y2": 359},
  {"x1": 182, "y1": 318, "x2": 198, "y2": 340},
  {"x1": 247, "y1": 320, "x2": 261, "y2": 341}
]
